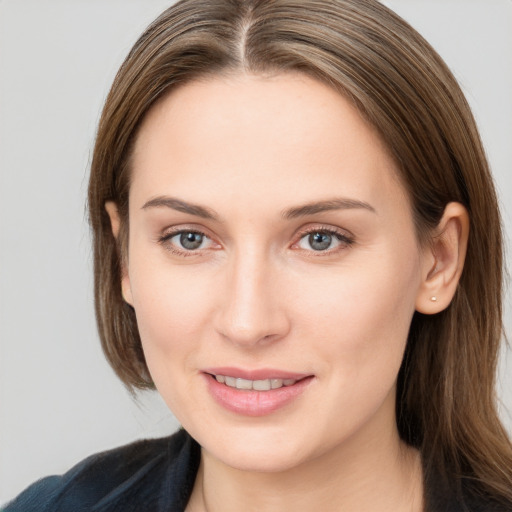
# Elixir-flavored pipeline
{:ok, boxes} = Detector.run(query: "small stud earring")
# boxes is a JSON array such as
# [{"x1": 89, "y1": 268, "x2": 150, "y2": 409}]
[{"x1": 430, "y1": 296, "x2": 438, "y2": 302}]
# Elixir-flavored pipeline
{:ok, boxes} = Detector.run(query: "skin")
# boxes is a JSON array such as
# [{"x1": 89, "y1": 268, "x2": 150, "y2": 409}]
[{"x1": 106, "y1": 73, "x2": 468, "y2": 512}]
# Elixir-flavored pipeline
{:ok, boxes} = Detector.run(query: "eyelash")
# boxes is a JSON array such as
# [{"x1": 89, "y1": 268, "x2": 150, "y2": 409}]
[
  {"x1": 158, "y1": 225, "x2": 354, "y2": 257},
  {"x1": 158, "y1": 228, "x2": 216, "y2": 257},
  {"x1": 293, "y1": 226, "x2": 354, "y2": 256}
]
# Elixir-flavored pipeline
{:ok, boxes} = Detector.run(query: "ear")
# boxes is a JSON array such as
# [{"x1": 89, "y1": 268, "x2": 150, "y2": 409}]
[
  {"x1": 105, "y1": 201, "x2": 133, "y2": 306},
  {"x1": 415, "y1": 202, "x2": 469, "y2": 314}
]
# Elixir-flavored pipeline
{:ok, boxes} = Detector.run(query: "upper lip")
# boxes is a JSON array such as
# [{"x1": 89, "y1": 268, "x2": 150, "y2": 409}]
[{"x1": 202, "y1": 367, "x2": 311, "y2": 381}]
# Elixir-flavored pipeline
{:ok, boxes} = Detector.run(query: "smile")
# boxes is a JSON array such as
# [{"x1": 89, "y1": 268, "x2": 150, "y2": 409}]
[
  {"x1": 203, "y1": 369, "x2": 314, "y2": 416},
  {"x1": 213, "y1": 374, "x2": 298, "y2": 391}
]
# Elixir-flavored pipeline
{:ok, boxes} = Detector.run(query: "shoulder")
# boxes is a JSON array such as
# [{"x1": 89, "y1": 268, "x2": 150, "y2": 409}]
[
  {"x1": 425, "y1": 467, "x2": 512, "y2": 512},
  {"x1": 460, "y1": 479, "x2": 512, "y2": 512},
  {"x1": 3, "y1": 429, "x2": 200, "y2": 512}
]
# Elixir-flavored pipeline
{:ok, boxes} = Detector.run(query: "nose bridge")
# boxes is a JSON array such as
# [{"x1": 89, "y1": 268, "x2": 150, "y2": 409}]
[{"x1": 215, "y1": 244, "x2": 289, "y2": 346}]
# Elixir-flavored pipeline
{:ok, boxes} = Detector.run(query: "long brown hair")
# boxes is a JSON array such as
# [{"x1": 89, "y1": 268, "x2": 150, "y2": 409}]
[{"x1": 88, "y1": 0, "x2": 512, "y2": 507}]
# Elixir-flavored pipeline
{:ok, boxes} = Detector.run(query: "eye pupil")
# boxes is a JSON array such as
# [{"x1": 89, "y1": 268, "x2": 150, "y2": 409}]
[
  {"x1": 180, "y1": 232, "x2": 203, "y2": 250},
  {"x1": 309, "y1": 232, "x2": 332, "y2": 251}
]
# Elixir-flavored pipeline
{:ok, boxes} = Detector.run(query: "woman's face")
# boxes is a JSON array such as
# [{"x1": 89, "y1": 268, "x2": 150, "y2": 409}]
[{"x1": 122, "y1": 73, "x2": 431, "y2": 472}]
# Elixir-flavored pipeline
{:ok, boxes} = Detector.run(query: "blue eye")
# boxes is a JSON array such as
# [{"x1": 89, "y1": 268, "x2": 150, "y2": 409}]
[
  {"x1": 177, "y1": 231, "x2": 204, "y2": 250},
  {"x1": 162, "y1": 230, "x2": 211, "y2": 252},
  {"x1": 308, "y1": 232, "x2": 333, "y2": 251},
  {"x1": 297, "y1": 230, "x2": 351, "y2": 252}
]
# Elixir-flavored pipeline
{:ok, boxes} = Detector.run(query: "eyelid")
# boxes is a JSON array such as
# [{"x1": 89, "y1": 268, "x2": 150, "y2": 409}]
[
  {"x1": 159, "y1": 222, "x2": 217, "y2": 240},
  {"x1": 158, "y1": 224, "x2": 221, "y2": 256},
  {"x1": 290, "y1": 224, "x2": 355, "y2": 253}
]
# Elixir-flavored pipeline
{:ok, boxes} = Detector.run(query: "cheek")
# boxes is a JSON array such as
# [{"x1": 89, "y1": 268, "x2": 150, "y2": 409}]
[
  {"x1": 283, "y1": 252, "x2": 420, "y2": 444},
  {"x1": 134, "y1": 284, "x2": 198, "y2": 344},
  {"x1": 127, "y1": 250, "x2": 216, "y2": 370},
  {"x1": 294, "y1": 248, "x2": 420, "y2": 380},
  {"x1": 129, "y1": 261, "x2": 217, "y2": 416}
]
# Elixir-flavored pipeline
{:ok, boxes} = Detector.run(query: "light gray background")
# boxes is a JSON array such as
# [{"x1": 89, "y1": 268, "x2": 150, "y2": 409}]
[{"x1": 1, "y1": 0, "x2": 511, "y2": 503}]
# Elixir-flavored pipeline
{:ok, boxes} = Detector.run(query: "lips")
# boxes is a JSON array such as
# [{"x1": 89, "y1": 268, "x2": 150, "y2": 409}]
[{"x1": 202, "y1": 367, "x2": 314, "y2": 416}]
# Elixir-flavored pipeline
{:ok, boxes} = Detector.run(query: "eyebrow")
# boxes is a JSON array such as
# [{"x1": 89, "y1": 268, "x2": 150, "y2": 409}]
[
  {"x1": 281, "y1": 198, "x2": 376, "y2": 219},
  {"x1": 141, "y1": 195, "x2": 376, "y2": 221},
  {"x1": 141, "y1": 196, "x2": 219, "y2": 220}
]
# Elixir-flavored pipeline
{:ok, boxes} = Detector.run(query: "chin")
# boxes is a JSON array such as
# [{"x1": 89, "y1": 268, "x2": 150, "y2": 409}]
[
  {"x1": 213, "y1": 442, "x2": 309, "y2": 473},
  {"x1": 191, "y1": 422, "x2": 318, "y2": 473}
]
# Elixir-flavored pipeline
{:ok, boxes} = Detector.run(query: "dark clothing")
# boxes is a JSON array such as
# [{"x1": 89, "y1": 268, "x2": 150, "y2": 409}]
[
  {"x1": 4, "y1": 429, "x2": 200, "y2": 512},
  {"x1": 4, "y1": 429, "x2": 511, "y2": 512}
]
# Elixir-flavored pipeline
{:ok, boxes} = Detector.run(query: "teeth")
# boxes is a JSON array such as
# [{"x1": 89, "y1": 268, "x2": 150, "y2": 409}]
[
  {"x1": 236, "y1": 378, "x2": 253, "y2": 390},
  {"x1": 214, "y1": 375, "x2": 297, "y2": 390},
  {"x1": 271, "y1": 379, "x2": 283, "y2": 389},
  {"x1": 253, "y1": 379, "x2": 271, "y2": 391},
  {"x1": 225, "y1": 376, "x2": 236, "y2": 387}
]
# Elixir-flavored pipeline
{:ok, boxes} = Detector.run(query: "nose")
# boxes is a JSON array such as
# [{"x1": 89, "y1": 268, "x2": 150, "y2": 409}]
[{"x1": 214, "y1": 250, "x2": 291, "y2": 347}]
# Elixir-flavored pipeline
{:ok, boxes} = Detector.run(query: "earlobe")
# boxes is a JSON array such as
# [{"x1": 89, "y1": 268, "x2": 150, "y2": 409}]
[
  {"x1": 121, "y1": 279, "x2": 134, "y2": 307},
  {"x1": 104, "y1": 201, "x2": 134, "y2": 306},
  {"x1": 415, "y1": 202, "x2": 469, "y2": 314},
  {"x1": 105, "y1": 201, "x2": 121, "y2": 239}
]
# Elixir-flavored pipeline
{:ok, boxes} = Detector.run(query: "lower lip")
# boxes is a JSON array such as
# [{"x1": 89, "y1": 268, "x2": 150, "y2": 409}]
[{"x1": 204, "y1": 374, "x2": 314, "y2": 417}]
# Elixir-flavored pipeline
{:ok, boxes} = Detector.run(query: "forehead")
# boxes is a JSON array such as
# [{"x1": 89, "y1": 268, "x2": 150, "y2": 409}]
[{"x1": 129, "y1": 73, "x2": 408, "y2": 214}]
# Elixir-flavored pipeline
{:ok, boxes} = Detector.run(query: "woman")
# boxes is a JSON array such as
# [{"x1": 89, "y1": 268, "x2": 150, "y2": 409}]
[{"x1": 5, "y1": 0, "x2": 512, "y2": 510}]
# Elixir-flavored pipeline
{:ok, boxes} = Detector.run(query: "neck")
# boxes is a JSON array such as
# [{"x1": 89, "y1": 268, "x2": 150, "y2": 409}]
[{"x1": 186, "y1": 415, "x2": 424, "y2": 512}]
